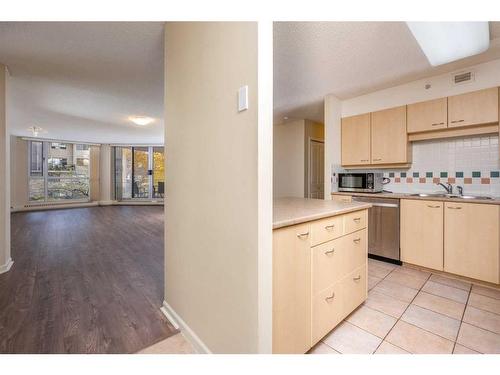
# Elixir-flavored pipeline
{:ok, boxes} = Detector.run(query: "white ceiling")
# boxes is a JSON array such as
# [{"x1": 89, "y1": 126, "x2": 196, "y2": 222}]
[
  {"x1": 274, "y1": 22, "x2": 500, "y2": 123},
  {"x1": 0, "y1": 22, "x2": 164, "y2": 144}
]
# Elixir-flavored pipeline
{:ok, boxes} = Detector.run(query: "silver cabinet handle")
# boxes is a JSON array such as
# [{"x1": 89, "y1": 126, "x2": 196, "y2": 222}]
[
  {"x1": 427, "y1": 205, "x2": 441, "y2": 208},
  {"x1": 353, "y1": 275, "x2": 361, "y2": 281},
  {"x1": 324, "y1": 224, "x2": 335, "y2": 231},
  {"x1": 324, "y1": 248, "x2": 335, "y2": 255},
  {"x1": 296, "y1": 232, "x2": 309, "y2": 238},
  {"x1": 450, "y1": 119, "x2": 464, "y2": 123},
  {"x1": 353, "y1": 238, "x2": 361, "y2": 243},
  {"x1": 353, "y1": 217, "x2": 361, "y2": 222},
  {"x1": 447, "y1": 206, "x2": 462, "y2": 210},
  {"x1": 373, "y1": 158, "x2": 382, "y2": 161},
  {"x1": 325, "y1": 292, "x2": 335, "y2": 302},
  {"x1": 431, "y1": 122, "x2": 445, "y2": 126}
]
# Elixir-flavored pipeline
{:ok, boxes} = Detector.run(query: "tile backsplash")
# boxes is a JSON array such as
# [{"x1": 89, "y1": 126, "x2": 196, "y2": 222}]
[
  {"x1": 384, "y1": 135, "x2": 499, "y2": 196},
  {"x1": 338, "y1": 135, "x2": 500, "y2": 197}
]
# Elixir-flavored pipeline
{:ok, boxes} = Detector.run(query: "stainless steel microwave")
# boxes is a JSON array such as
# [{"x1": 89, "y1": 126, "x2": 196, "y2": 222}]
[{"x1": 338, "y1": 172, "x2": 384, "y2": 193}]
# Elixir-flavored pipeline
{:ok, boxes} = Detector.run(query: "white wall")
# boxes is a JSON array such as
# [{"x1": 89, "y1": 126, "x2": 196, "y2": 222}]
[
  {"x1": 164, "y1": 22, "x2": 272, "y2": 354},
  {"x1": 342, "y1": 59, "x2": 500, "y2": 117},
  {"x1": 0, "y1": 65, "x2": 12, "y2": 273},
  {"x1": 324, "y1": 95, "x2": 342, "y2": 197},
  {"x1": 273, "y1": 119, "x2": 305, "y2": 197}
]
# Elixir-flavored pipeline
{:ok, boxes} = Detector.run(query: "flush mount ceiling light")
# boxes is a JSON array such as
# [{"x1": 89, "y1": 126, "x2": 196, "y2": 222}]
[
  {"x1": 406, "y1": 22, "x2": 490, "y2": 66},
  {"x1": 129, "y1": 116, "x2": 154, "y2": 126},
  {"x1": 27, "y1": 125, "x2": 44, "y2": 137}
]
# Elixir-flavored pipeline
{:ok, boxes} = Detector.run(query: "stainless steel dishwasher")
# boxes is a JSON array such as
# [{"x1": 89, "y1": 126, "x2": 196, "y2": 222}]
[{"x1": 352, "y1": 196, "x2": 401, "y2": 264}]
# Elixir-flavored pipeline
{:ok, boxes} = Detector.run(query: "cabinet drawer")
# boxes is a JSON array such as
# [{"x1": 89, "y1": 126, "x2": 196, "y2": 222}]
[
  {"x1": 332, "y1": 195, "x2": 352, "y2": 203},
  {"x1": 311, "y1": 215, "x2": 343, "y2": 246},
  {"x1": 311, "y1": 283, "x2": 343, "y2": 345},
  {"x1": 312, "y1": 229, "x2": 367, "y2": 295},
  {"x1": 343, "y1": 210, "x2": 367, "y2": 235},
  {"x1": 340, "y1": 264, "x2": 367, "y2": 319}
]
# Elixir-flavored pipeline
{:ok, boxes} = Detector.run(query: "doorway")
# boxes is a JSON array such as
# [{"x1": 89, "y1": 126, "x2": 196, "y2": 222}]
[{"x1": 308, "y1": 139, "x2": 324, "y2": 199}]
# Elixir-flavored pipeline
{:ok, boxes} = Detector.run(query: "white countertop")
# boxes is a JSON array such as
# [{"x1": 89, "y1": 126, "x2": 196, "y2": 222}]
[{"x1": 273, "y1": 197, "x2": 372, "y2": 229}]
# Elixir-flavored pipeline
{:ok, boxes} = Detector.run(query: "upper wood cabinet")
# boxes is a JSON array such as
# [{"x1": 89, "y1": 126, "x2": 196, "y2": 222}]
[
  {"x1": 341, "y1": 113, "x2": 371, "y2": 166},
  {"x1": 400, "y1": 199, "x2": 444, "y2": 271},
  {"x1": 371, "y1": 106, "x2": 409, "y2": 165},
  {"x1": 407, "y1": 97, "x2": 448, "y2": 133},
  {"x1": 444, "y1": 202, "x2": 500, "y2": 284},
  {"x1": 448, "y1": 87, "x2": 499, "y2": 128}
]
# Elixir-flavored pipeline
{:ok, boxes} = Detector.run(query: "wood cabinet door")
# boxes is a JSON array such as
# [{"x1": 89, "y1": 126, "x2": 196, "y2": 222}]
[
  {"x1": 273, "y1": 223, "x2": 312, "y2": 353},
  {"x1": 444, "y1": 202, "x2": 500, "y2": 284},
  {"x1": 400, "y1": 199, "x2": 444, "y2": 271},
  {"x1": 407, "y1": 97, "x2": 448, "y2": 133},
  {"x1": 371, "y1": 106, "x2": 408, "y2": 164},
  {"x1": 448, "y1": 87, "x2": 499, "y2": 128},
  {"x1": 341, "y1": 113, "x2": 371, "y2": 166}
]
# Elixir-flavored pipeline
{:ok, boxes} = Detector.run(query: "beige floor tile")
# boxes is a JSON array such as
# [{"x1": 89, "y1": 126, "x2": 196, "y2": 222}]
[
  {"x1": 430, "y1": 274, "x2": 471, "y2": 292},
  {"x1": 401, "y1": 305, "x2": 461, "y2": 341},
  {"x1": 384, "y1": 269, "x2": 429, "y2": 290},
  {"x1": 374, "y1": 341, "x2": 410, "y2": 354},
  {"x1": 385, "y1": 320, "x2": 454, "y2": 354},
  {"x1": 368, "y1": 263, "x2": 393, "y2": 279},
  {"x1": 368, "y1": 274, "x2": 383, "y2": 290},
  {"x1": 471, "y1": 284, "x2": 500, "y2": 300},
  {"x1": 346, "y1": 305, "x2": 397, "y2": 338},
  {"x1": 308, "y1": 342, "x2": 339, "y2": 354},
  {"x1": 323, "y1": 321, "x2": 382, "y2": 354},
  {"x1": 368, "y1": 258, "x2": 397, "y2": 271},
  {"x1": 397, "y1": 266, "x2": 431, "y2": 279},
  {"x1": 457, "y1": 322, "x2": 500, "y2": 354},
  {"x1": 453, "y1": 344, "x2": 480, "y2": 354},
  {"x1": 468, "y1": 293, "x2": 500, "y2": 315},
  {"x1": 137, "y1": 333, "x2": 195, "y2": 354},
  {"x1": 372, "y1": 279, "x2": 419, "y2": 303},
  {"x1": 364, "y1": 290, "x2": 409, "y2": 318},
  {"x1": 412, "y1": 291, "x2": 465, "y2": 320},
  {"x1": 422, "y1": 280, "x2": 469, "y2": 304},
  {"x1": 463, "y1": 305, "x2": 500, "y2": 334}
]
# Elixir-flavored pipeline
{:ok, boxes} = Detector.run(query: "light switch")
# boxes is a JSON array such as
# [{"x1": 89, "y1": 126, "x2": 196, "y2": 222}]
[{"x1": 238, "y1": 85, "x2": 248, "y2": 112}]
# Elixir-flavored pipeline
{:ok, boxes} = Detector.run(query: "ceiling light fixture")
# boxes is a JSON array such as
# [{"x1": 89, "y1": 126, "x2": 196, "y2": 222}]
[
  {"x1": 406, "y1": 22, "x2": 490, "y2": 66},
  {"x1": 28, "y1": 125, "x2": 43, "y2": 137},
  {"x1": 130, "y1": 116, "x2": 154, "y2": 126}
]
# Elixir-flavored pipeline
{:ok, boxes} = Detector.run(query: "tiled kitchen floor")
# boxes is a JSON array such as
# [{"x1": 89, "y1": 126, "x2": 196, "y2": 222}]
[{"x1": 309, "y1": 259, "x2": 500, "y2": 354}]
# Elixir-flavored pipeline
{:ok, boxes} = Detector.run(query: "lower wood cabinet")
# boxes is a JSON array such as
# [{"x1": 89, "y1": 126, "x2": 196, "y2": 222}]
[
  {"x1": 401, "y1": 199, "x2": 444, "y2": 271},
  {"x1": 273, "y1": 209, "x2": 368, "y2": 353},
  {"x1": 444, "y1": 202, "x2": 500, "y2": 284}
]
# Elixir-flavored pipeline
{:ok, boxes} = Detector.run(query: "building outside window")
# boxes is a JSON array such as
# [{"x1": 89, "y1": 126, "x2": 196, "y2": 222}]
[{"x1": 28, "y1": 140, "x2": 91, "y2": 202}]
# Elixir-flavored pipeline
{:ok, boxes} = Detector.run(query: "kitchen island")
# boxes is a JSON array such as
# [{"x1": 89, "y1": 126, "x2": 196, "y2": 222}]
[{"x1": 272, "y1": 197, "x2": 371, "y2": 354}]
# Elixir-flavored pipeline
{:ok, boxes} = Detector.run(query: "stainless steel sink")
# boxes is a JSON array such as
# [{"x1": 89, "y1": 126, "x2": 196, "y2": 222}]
[
  {"x1": 409, "y1": 193, "x2": 448, "y2": 197},
  {"x1": 409, "y1": 193, "x2": 494, "y2": 200},
  {"x1": 458, "y1": 195, "x2": 494, "y2": 200}
]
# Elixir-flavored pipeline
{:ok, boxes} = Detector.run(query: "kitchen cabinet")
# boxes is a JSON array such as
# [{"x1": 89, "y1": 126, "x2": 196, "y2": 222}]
[
  {"x1": 272, "y1": 223, "x2": 311, "y2": 354},
  {"x1": 371, "y1": 106, "x2": 409, "y2": 165},
  {"x1": 400, "y1": 199, "x2": 444, "y2": 271},
  {"x1": 448, "y1": 87, "x2": 499, "y2": 128},
  {"x1": 407, "y1": 97, "x2": 448, "y2": 133},
  {"x1": 341, "y1": 113, "x2": 371, "y2": 166},
  {"x1": 331, "y1": 194, "x2": 352, "y2": 203},
  {"x1": 444, "y1": 202, "x2": 500, "y2": 284},
  {"x1": 273, "y1": 208, "x2": 368, "y2": 353}
]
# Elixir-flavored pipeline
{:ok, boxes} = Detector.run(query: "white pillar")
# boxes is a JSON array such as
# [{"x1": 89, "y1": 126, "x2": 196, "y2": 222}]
[
  {"x1": 0, "y1": 64, "x2": 12, "y2": 274},
  {"x1": 324, "y1": 94, "x2": 342, "y2": 199},
  {"x1": 99, "y1": 144, "x2": 113, "y2": 205}
]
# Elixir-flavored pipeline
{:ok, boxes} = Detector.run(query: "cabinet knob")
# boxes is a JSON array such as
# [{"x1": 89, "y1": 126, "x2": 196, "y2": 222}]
[
  {"x1": 325, "y1": 292, "x2": 335, "y2": 302},
  {"x1": 353, "y1": 275, "x2": 361, "y2": 281},
  {"x1": 353, "y1": 238, "x2": 361, "y2": 243},
  {"x1": 296, "y1": 232, "x2": 309, "y2": 238}
]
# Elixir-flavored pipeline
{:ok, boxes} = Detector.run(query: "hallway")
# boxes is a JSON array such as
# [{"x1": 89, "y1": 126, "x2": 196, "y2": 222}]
[{"x1": 0, "y1": 206, "x2": 176, "y2": 353}]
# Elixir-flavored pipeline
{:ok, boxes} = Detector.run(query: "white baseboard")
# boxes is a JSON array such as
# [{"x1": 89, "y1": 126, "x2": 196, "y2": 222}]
[
  {"x1": 0, "y1": 258, "x2": 13, "y2": 274},
  {"x1": 98, "y1": 200, "x2": 115, "y2": 206},
  {"x1": 160, "y1": 300, "x2": 211, "y2": 354}
]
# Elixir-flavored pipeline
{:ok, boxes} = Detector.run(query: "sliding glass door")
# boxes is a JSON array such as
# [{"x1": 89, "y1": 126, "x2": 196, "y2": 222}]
[{"x1": 114, "y1": 146, "x2": 165, "y2": 201}]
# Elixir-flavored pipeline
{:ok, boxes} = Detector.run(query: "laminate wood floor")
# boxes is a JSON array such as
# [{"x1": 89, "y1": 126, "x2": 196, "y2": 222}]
[{"x1": 0, "y1": 206, "x2": 177, "y2": 353}]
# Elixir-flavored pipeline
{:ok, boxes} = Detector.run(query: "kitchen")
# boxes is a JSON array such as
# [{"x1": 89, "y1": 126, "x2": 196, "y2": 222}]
[{"x1": 273, "y1": 22, "x2": 500, "y2": 354}]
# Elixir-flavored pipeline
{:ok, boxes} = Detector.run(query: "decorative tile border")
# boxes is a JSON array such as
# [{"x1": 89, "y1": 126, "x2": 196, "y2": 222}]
[{"x1": 383, "y1": 171, "x2": 500, "y2": 185}]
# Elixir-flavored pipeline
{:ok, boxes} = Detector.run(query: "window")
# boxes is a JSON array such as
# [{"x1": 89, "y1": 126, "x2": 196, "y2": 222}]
[{"x1": 28, "y1": 141, "x2": 91, "y2": 202}]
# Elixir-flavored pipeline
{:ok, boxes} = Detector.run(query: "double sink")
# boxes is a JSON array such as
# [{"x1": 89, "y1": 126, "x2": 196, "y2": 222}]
[{"x1": 409, "y1": 193, "x2": 494, "y2": 200}]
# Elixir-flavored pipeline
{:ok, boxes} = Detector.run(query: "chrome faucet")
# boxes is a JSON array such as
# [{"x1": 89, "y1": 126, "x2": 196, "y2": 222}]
[
  {"x1": 456, "y1": 186, "x2": 463, "y2": 196},
  {"x1": 437, "y1": 182, "x2": 453, "y2": 194}
]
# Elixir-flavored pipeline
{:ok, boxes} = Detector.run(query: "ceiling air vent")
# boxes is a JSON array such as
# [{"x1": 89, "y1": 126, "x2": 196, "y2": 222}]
[{"x1": 453, "y1": 71, "x2": 474, "y2": 85}]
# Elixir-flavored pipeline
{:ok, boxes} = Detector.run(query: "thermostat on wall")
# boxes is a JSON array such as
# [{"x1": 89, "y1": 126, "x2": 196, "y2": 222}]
[{"x1": 238, "y1": 85, "x2": 248, "y2": 112}]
